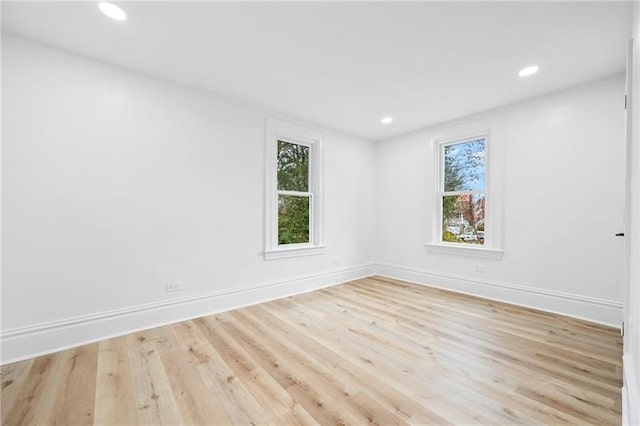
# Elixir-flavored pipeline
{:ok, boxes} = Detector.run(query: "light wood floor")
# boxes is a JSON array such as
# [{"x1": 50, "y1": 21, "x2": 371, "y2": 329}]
[{"x1": 1, "y1": 276, "x2": 622, "y2": 425}]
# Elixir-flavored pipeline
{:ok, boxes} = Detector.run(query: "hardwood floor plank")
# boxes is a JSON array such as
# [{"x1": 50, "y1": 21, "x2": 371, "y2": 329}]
[
  {"x1": 3, "y1": 351, "x2": 72, "y2": 425},
  {"x1": 94, "y1": 337, "x2": 139, "y2": 425},
  {"x1": 0, "y1": 358, "x2": 34, "y2": 423},
  {"x1": 194, "y1": 316, "x2": 320, "y2": 425},
  {"x1": 49, "y1": 344, "x2": 99, "y2": 425},
  {"x1": 219, "y1": 312, "x2": 374, "y2": 425},
  {"x1": 323, "y1": 281, "x2": 622, "y2": 397},
  {"x1": 281, "y1": 296, "x2": 568, "y2": 424},
  {"x1": 245, "y1": 304, "x2": 437, "y2": 424},
  {"x1": 126, "y1": 340, "x2": 184, "y2": 425},
  {"x1": 0, "y1": 276, "x2": 623, "y2": 425}
]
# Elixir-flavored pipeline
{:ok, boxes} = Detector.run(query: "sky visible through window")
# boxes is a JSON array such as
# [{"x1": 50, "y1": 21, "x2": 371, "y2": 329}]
[{"x1": 443, "y1": 138, "x2": 486, "y2": 192}]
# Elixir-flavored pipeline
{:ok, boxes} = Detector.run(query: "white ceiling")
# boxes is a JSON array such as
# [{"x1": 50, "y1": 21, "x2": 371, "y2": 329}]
[{"x1": 1, "y1": 1, "x2": 632, "y2": 141}]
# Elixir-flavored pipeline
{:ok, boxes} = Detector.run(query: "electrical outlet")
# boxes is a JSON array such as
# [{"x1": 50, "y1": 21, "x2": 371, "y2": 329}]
[
  {"x1": 166, "y1": 282, "x2": 183, "y2": 292},
  {"x1": 475, "y1": 264, "x2": 486, "y2": 273}
]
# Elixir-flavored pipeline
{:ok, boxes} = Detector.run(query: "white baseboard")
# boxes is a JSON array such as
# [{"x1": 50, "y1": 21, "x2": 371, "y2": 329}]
[
  {"x1": 375, "y1": 262, "x2": 623, "y2": 328},
  {"x1": 623, "y1": 354, "x2": 639, "y2": 426},
  {"x1": 0, "y1": 261, "x2": 623, "y2": 365},
  {"x1": 0, "y1": 262, "x2": 376, "y2": 365}
]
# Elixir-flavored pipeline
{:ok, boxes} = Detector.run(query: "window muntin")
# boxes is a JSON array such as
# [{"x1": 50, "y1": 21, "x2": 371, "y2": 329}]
[{"x1": 439, "y1": 137, "x2": 487, "y2": 246}]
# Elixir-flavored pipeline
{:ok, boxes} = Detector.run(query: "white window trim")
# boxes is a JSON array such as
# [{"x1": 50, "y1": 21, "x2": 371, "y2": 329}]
[
  {"x1": 424, "y1": 243, "x2": 503, "y2": 259},
  {"x1": 425, "y1": 118, "x2": 504, "y2": 259},
  {"x1": 264, "y1": 118, "x2": 325, "y2": 260}
]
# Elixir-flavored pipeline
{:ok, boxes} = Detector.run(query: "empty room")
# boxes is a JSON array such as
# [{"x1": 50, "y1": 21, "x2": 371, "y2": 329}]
[{"x1": 1, "y1": 1, "x2": 640, "y2": 425}]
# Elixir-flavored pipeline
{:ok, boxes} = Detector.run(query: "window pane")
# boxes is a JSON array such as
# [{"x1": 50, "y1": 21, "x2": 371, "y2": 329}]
[
  {"x1": 442, "y1": 193, "x2": 485, "y2": 245},
  {"x1": 278, "y1": 195, "x2": 310, "y2": 245},
  {"x1": 443, "y1": 138, "x2": 486, "y2": 192},
  {"x1": 278, "y1": 141, "x2": 309, "y2": 192}
]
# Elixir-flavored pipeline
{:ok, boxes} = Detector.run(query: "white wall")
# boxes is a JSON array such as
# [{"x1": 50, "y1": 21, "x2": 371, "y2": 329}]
[
  {"x1": 0, "y1": 35, "x2": 376, "y2": 362},
  {"x1": 0, "y1": 33, "x2": 629, "y2": 366},
  {"x1": 376, "y1": 75, "x2": 626, "y2": 326},
  {"x1": 623, "y1": 4, "x2": 640, "y2": 425}
]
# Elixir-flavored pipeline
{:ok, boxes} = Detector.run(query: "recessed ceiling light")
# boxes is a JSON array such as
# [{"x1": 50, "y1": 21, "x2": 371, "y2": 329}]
[
  {"x1": 380, "y1": 116, "x2": 393, "y2": 124},
  {"x1": 518, "y1": 65, "x2": 540, "y2": 77},
  {"x1": 98, "y1": 2, "x2": 127, "y2": 21}
]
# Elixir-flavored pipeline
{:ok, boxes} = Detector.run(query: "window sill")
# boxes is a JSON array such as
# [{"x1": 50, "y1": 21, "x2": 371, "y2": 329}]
[
  {"x1": 424, "y1": 243, "x2": 503, "y2": 259},
  {"x1": 264, "y1": 245, "x2": 326, "y2": 260}
]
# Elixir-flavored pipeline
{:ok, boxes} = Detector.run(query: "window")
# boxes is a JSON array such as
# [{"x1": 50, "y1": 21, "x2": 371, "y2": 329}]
[
  {"x1": 426, "y1": 121, "x2": 503, "y2": 259},
  {"x1": 277, "y1": 141, "x2": 311, "y2": 245},
  {"x1": 264, "y1": 118, "x2": 324, "y2": 259},
  {"x1": 439, "y1": 137, "x2": 487, "y2": 246}
]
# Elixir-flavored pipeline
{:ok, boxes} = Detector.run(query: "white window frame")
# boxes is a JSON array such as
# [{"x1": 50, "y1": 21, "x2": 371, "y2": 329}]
[
  {"x1": 425, "y1": 118, "x2": 504, "y2": 259},
  {"x1": 264, "y1": 118, "x2": 325, "y2": 260}
]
